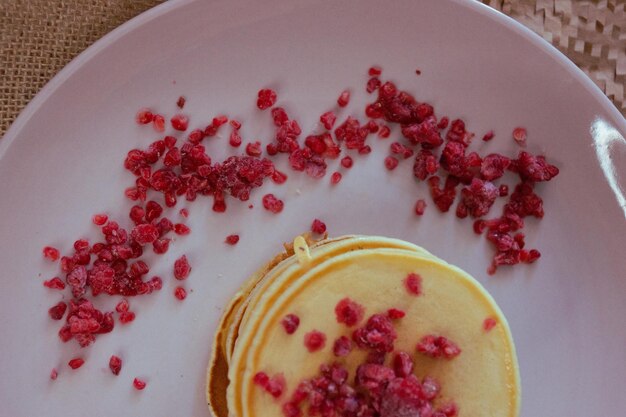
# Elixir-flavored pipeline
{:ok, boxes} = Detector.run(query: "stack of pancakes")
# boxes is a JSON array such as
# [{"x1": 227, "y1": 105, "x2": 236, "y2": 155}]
[{"x1": 207, "y1": 235, "x2": 520, "y2": 417}]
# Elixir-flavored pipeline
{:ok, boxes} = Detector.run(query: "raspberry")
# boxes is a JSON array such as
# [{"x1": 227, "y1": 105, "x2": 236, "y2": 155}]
[
  {"x1": 131, "y1": 224, "x2": 159, "y2": 245},
  {"x1": 152, "y1": 114, "x2": 165, "y2": 132},
  {"x1": 245, "y1": 141, "x2": 262, "y2": 157},
  {"x1": 311, "y1": 219, "x2": 326, "y2": 234},
  {"x1": 262, "y1": 194, "x2": 284, "y2": 214},
  {"x1": 340, "y1": 156, "x2": 353, "y2": 168},
  {"x1": 271, "y1": 170, "x2": 288, "y2": 184},
  {"x1": 414, "y1": 199, "x2": 427, "y2": 216},
  {"x1": 225, "y1": 234, "x2": 240, "y2": 245},
  {"x1": 281, "y1": 314, "x2": 300, "y2": 334},
  {"x1": 390, "y1": 142, "x2": 414, "y2": 159},
  {"x1": 378, "y1": 125, "x2": 391, "y2": 138},
  {"x1": 49, "y1": 302, "x2": 67, "y2": 320},
  {"x1": 304, "y1": 330, "x2": 326, "y2": 352},
  {"x1": 401, "y1": 117, "x2": 443, "y2": 148},
  {"x1": 335, "y1": 298, "x2": 365, "y2": 327},
  {"x1": 136, "y1": 108, "x2": 154, "y2": 124},
  {"x1": 368, "y1": 66, "x2": 382, "y2": 76},
  {"x1": 392, "y1": 351, "x2": 414, "y2": 377},
  {"x1": 352, "y1": 314, "x2": 397, "y2": 353},
  {"x1": 92, "y1": 214, "x2": 108, "y2": 226},
  {"x1": 404, "y1": 273, "x2": 422, "y2": 296},
  {"x1": 428, "y1": 176, "x2": 459, "y2": 213},
  {"x1": 50, "y1": 368, "x2": 58, "y2": 380},
  {"x1": 229, "y1": 130, "x2": 242, "y2": 148},
  {"x1": 416, "y1": 335, "x2": 461, "y2": 359},
  {"x1": 115, "y1": 299, "x2": 129, "y2": 313},
  {"x1": 257, "y1": 89, "x2": 277, "y2": 110},
  {"x1": 320, "y1": 111, "x2": 337, "y2": 130},
  {"x1": 482, "y1": 130, "x2": 495, "y2": 141},
  {"x1": 254, "y1": 372, "x2": 269, "y2": 388},
  {"x1": 514, "y1": 151, "x2": 559, "y2": 182},
  {"x1": 387, "y1": 308, "x2": 406, "y2": 319},
  {"x1": 384, "y1": 156, "x2": 399, "y2": 170},
  {"x1": 68, "y1": 358, "x2": 85, "y2": 370},
  {"x1": 358, "y1": 145, "x2": 372, "y2": 155},
  {"x1": 109, "y1": 355, "x2": 122, "y2": 375},
  {"x1": 170, "y1": 114, "x2": 189, "y2": 131},
  {"x1": 413, "y1": 149, "x2": 439, "y2": 180},
  {"x1": 480, "y1": 154, "x2": 511, "y2": 181},
  {"x1": 437, "y1": 117, "x2": 449, "y2": 129},
  {"x1": 367, "y1": 77, "x2": 381, "y2": 93},
  {"x1": 119, "y1": 311, "x2": 136, "y2": 324},
  {"x1": 133, "y1": 378, "x2": 147, "y2": 390},
  {"x1": 43, "y1": 277, "x2": 65, "y2": 290},
  {"x1": 266, "y1": 374, "x2": 286, "y2": 398},
  {"x1": 456, "y1": 178, "x2": 499, "y2": 219},
  {"x1": 335, "y1": 117, "x2": 369, "y2": 150},
  {"x1": 330, "y1": 172, "x2": 342, "y2": 184},
  {"x1": 173, "y1": 223, "x2": 191, "y2": 235},
  {"x1": 337, "y1": 90, "x2": 350, "y2": 107},
  {"x1": 512, "y1": 127, "x2": 527, "y2": 146},
  {"x1": 483, "y1": 317, "x2": 497, "y2": 332},
  {"x1": 153, "y1": 238, "x2": 170, "y2": 254},
  {"x1": 43, "y1": 246, "x2": 60, "y2": 262},
  {"x1": 230, "y1": 120, "x2": 242, "y2": 130},
  {"x1": 163, "y1": 147, "x2": 182, "y2": 167},
  {"x1": 176, "y1": 96, "x2": 186, "y2": 108},
  {"x1": 174, "y1": 286, "x2": 187, "y2": 300},
  {"x1": 173, "y1": 255, "x2": 191, "y2": 280},
  {"x1": 333, "y1": 336, "x2": 353, "y2": 357}
]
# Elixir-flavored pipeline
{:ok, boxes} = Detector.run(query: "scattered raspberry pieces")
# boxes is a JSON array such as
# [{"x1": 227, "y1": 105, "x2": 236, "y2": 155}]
[
  {"x1": 254, "y1": 372, "x2": 286, "y2": 398},
  {"x1": 246, "y1": 141, "x2": 262, "y2": 157},
  {"x1": 330, "y1": 172, "x2": 342, "y2": 184},
  {"x1": 512, "y1": 127, "x2": 527, "y2": 146},
  {"x1": 262, "y1": 194, "x2": 284, "y2": 213},
  {"x1": 340, "y1": 156, "x2": 353, "y2": 168},
  {"x1": 514, "y1": 151, "x2": 560, "y2": 182},
  {"x1": 311, "y1": 219, "x2": 326, "y2": 234},
  {"x1": 173, "y1": 255, "x2": 191, "y2": 280},
  {"x1": 173, "y1": 223, "x2": 191, "y2": 235},
  {"x1": 281, "y1": 314, "x2": 300, "y2": 335},
  {"x1": 304, "y1": 330, "x2": 326, "y2": 352},
  {"x1": 43, "y1": 246, "x2": 60, "y2": 262},
  {"x1": 404, "y1": 273, "x2": 422, "y2": 296},
  {"x1": 482, "y1": 130, "x2": 495, "y2": 141},
  {"x1": 456, "y1": 178, "x2": 499, "y2": 219},
  {"x1": 480, "y1": 153, "x2": 511, "y2": 181},
  {"x1": 257, "y1": 89, "x2": 277, "y2": 110},
  {"x1": 387, "y1": 308, "x2": 406, "y2": 319},
  {"x1": 43, "y1": 277, "x2": 65, "y2": 290},
  {"x1": 92, "y1": 214, "x2": 108, "y2": 226},
  {"x1": 136, "y1": 108, "x2": 154, "y2": 125},
  {"x1": 352, "y1": 314, "x2": 397, "y2": 353},
  {"x1": 119, "y1": 311, "x2": 136, "y2": 324},
  {"x1": 384, "y1": 156, "x2": 399, "y2": 170},
  {"x1": 392, "y1": 351, "x2": 414, "y2": 377},
  {"x1": 337, "y1": 90, "x2": 350, "y2": 107},
  {"x1": 48, "y1": 302, "x2": 67, "y2": 320},
  {"x1": 174, "y1": 286, "x2": 187, "y2": 300},
  {"x1": 335, "y1": 298, "x2": 365, "y2": 327},
  {"x1": 133, "y1": 377, "x2": 147, "y2": 390},
  {"x1": 483, "y1": 317, "x2": 497, "y2": 332},
  {"x1": 176, "y1": 96, "x2": 186, "y2": 109},
  {"x1": 414, "y1": 199, "x2": 427, "y2": 216},
  {"x1": 131, "y1": 224, "x2": 160, "y2": 245},
  {"x1": 68, "y1": 358, "x2": 85, "y2": 370},
  {"x1": 50, "y1": 368, "x2": 58, "y2": 380},
  {"x1": 225, "y1": 234, "x2": 240, "y2": 245},
  {"x1": 152, "y1": 114, "x2": 165, "y2": 132},
  {"x1": 416, "y1": 335, "x2": 461, "y2": 359},
  {"x1": 109, "y1": 355, "x2": 122, "y2": 375},
  {"x1": 368, "y1": 66, "x2": 382, "y2": 76},
  {"x1": 320, "y1": 111, "x2": 337, "y2": 130},
  {"x1": 170, "y1": 114, "x2": 189, "y2": 131}
]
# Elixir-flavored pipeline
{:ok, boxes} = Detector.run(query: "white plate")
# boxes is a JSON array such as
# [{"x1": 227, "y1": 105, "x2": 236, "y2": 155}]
[{"x1": 1, "y1": 0, "x2": 625, "y2": 416}]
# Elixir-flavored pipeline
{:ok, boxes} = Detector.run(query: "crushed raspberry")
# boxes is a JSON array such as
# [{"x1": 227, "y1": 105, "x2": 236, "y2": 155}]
[
  {"x1": 58, "y1": 298, "x2": 114, "y2": 347},
  {"x1": 246, "y1": 141, "x2": 262, "y2": 157},
  {"x1": 514, "y1": 151, "x2": 560, "y2": 182},
  {"x1": 416, "y1": 335, "x2": 461, "y2": 359},
  {"x1": 119, "y1": 311, "x2": 136, "y2": 324},
  {"x1": 271, "y1": 170, "x2": 288, "y2": 184},
  {"x1": 483, "y1": 317, "x2": 497, "y2": 332},
  {"x1": 92, "y1": 214, "x2": 108, "y2": 226},
  {"x1": 171, "y1": 114, "x2": 189, "y2": 131},
  {"x1": 281, "y1": 314, "x2": 300, "y2": 335},
  {"x1": 131, "y1": 223, "x2": 160, "y2": 245},
  {"x1": 262, "y1": 194, "x2": 284, "y2": 213},
  {"x1": 257, "y1": 89, "x2": 278, "y2": 110},
  {"x1": 387, "y1": 308, "x2": 406, "y2": 319},
  {"x1": 320, "y1": 111, "x2": 337, "y2": 130},
  {"x1": 335, "y1": 117, "x2": 369, "y2": 150},
  {"x1": 392, "y1": 351, "x2": 414, "y2": 377},
  {"x1": 229, "y1": 130, "x2": 242, "y2": 148},
  {"x1": 335, "y1": 298, "x2": 365, "y2": 327},
  {"x1": 230, "y1": 120, "x2": 242, "y2": 130},
  {"x1": 43, "y1": 277, "x2": 65, "y2": 290},
  {"x1": 368, "y1": 66, "x2": 382, "y2": 76},
  {"x1": 482, "y1": 130, "x2": 495, "y2": 141},
  {"x1": 173, "y1": 223, "x2": 191, "y2": 235},
  {"x1": 337, "y1": 90, "x2": 350, "y2": 107},
  {"x1": 115, "y1": 299, "x2": 129, "y2": 313},
  {"x1": 68, "y1": 358, "x2": 85, "y2": 370},
  {"x1": 49, "y1": 302, "x2": 67, "y2": 320},
  {"x1": 340, "y1": 156, "x2": 353, "y2": 168},
  {"x1": 152, "y1": 114, "x2": 165, "y2": 132},
  {"x1": 136, "y1": 108, "x2": 154, "y2": 125},
  {"x1": 499, "y1": 184, "x2": 509, "y2": 196},
  {"x1": 266, "y1": 374, "x2": 286, "y2": 398},
  {"x1": 456, "y1": 178, "x2": 499, "y2": 218},
  {"x1": 330, "y1": 172, "x2": 342, "y2": 184},
  {"x1": 390, "y1": 142, "x2": 414, "y2": 159},
  {"x1": 173, "y1": 255, "x2": 191, "y2": 280},
  {"x1": 50, "y1": 368, "x2": 58, "y2": 380},
  {"x1": 428, "y1": 176, "x2": 459, "y2": 212},
  {"x1": 378, "y1": 125, "x2": 391, "y2": 138},
  {"x1": 133, "y1": 378, "x2": 147, "y2": 390},
  {"x1": 311, "y1": 219, "x2": 326, "y2": 234},
  {"x1": 414, "y1": 199, "x2": 427, "y2": 216},
  {"x1": 480, "y1": 153, "x2": 511, "y2": 181},
  {"x1": 253, "y1": 371, "x2": 269, "y2": 387},
  {"x1": 109, "y1": 355, "x2": 122, "y2": 375},
  {"x1": 512, "y1": 127, "x2": 527, "y2": 146},
  {"x1": 384, "y1": 156, "x2": 399, "y2": 170},
  {"x1": 304, "y1": 330, "x2": 326, "y2": 352},
  {"x1": 43, "y1": 246, "x2": 60, "y2": 262},
  {"x1": 359, "y1": 145, "x2": 372, "y2": 155},
  {"x1": 413, "y1": 149, "x2": 439, "y2": 180},
  {"x1": 333, "y1": 336, "x2": 353, "y2": 357},
  {"x1": 176, "y1": 96, "x2": 186, "y2": 109},
  {"x1": 367, "y1": 77, "x2": 381, "y2": 93},
  {"x1": 404, "y1": 273, "x2": 422, "y2": 296},
  {"x1": 352, "y1": 314, "x2": 397, "y2": 353},
  {"x1": 225, "y1": 234, "x2": 240, "y2": 245},
  {"x1": 174, "y1": 286, "x2": 187, "y2": 300}
]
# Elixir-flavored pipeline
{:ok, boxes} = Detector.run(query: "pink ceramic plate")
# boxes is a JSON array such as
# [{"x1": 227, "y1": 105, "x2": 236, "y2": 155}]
[{"x1": 1, "y1": 1, "x2": 624, "y2": 416}]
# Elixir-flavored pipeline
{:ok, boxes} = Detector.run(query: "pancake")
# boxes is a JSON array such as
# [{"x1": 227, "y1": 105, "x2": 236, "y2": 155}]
[{"x1": 207, "y1": 235, "x2": 520, "y2": 417}]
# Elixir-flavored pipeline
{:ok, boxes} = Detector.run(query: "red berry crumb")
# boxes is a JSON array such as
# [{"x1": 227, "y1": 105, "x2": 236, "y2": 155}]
[
  {"x1": 262, "y1": 194, "x2": 284, "y2": 214},
  {"x1": 311, "y1": 219, "x2": 327, "y2": 234},
  {"x1": 340, "y1": 156, "x2": 353, "y2": 168},
  {"x1": 387, "y1": 308, "x2": 406, "y2": 319},
  {"x1": 68, "y1": 358, "x2": 85, "y2": 370},
  {"x1": 416, "y1": 335, "x2": 461, "y2": 359},
  {"x1": 50, "y1": 368, "x2": 58, "y2": 380},
  {"x1": 174, "y1": 287, "x2": 187, "y2": 300},
  {"x1": 330, "y1": 172, "x2": 342, "y2": 185},
  {"x1": 512, "y1": 127, "x2": 527, "y2": 146},
  {"x1": 171, "y1": 114, "x2": 189, "y2": 131},
  {"x1": 115, "y1": 299, "x2": 129, "y2": 313},
  {"x1": 179, "y1": 208, "x2": 189, "y2": 218},
  {"x1": 152, "y1": 114, "x2": 165, "y2": 132},
  {"x1": 337, "y1": 90, "x2": 350, "y2": 107},
  {"x1": 320, "y1": 111, "x2": 337, "y2": 130},
  {"x1": 271, "y1": 170, "x2": 288, "y2": 184},
  {"x1": 335, "y1": 298, "x2": 365, "y2": 327},
  {"x1": 483, "y1": 317, "x2": 497, "y2": 332},
  {"x1": 482, "y1": 130, "x2": 495, "y2": 141},
  {"x1": 119, "y1": 311, "x2": 136, "y2": 324},
  {"x1": 404, "y1": 273, "x2": 422, "y2": 296},
  {"x1": 225, "y1": 234, "x2": 240, "y2": 245},
  {"x1": 173, "y1": 223, "x2": 191, "y2": 235},
  {"x1": 304, "y1": 330, "x2": 326, "y2": 352},
  {"x1": 281, "y1": 314, "x2": 300, "y2": 335},
  {"x1": 173, "y1": 255, "x2": 191, "y2": 280},
  {"x1": 44, "y1": 277, "x2": 65, "y2": 290},
  {"x1": 257, "y1": 89, "x2": 277, "y2": 110},
  {"x1": 266, "y1": 374, "x2": 286, "y2": 398},
  {"x1": 246, "y1": 141, "x2": 262, "y2": 157},
  {"x1": 43, "y1": 246, "x2": 60, "y2": 262},
  {"x1": 253, "y1": 371, "x2": 269, "y2": 388},
  {"x1": 378, "y1": 125, "x2": 391, "y2": 138},
  {"x1": 48, "y1": 302, "x2": 67, "y2": 320},
  {"x1": 92, "y1": 214, "x2": 108, "y2": 226},
  {"x1": 109, "y1": 355, "x2": 122, "y2": 375},
  {"x1": 176, "y1": 96, "x2": 186, "y2": 109},
  {"x1": 136, "y1": 108, "x2": 154, "y2": 125},
  {"x1": 414, "y1": 199, "x2": 427, "y2": 216},
  {"x1": 133, "y1": 377, "x2": 146, "y2": 390},
  {"x1": 332, "y1": 336, "x2": 353, "y2": 357},
  {"x1": 384, "y1": 156, "x2": 399, "y2": 171},
  {"x1": 368, "y1": 66, "x2": 382, "y2": 76}
]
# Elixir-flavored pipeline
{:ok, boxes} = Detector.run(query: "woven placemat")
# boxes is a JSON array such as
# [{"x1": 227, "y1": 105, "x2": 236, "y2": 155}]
[{"x1": 1, "y1": 0, "x2": 624, "y2": 136}]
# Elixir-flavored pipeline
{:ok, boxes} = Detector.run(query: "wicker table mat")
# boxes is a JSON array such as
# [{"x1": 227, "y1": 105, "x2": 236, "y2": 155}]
[{"x1": 1, "y1": 0, "x2": 624, "y2": 136}]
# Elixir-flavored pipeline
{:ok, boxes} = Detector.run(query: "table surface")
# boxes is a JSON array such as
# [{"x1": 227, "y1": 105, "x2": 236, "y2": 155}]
[{"x1": 0, "y1": 0, "x2": 625, "y2": 136}]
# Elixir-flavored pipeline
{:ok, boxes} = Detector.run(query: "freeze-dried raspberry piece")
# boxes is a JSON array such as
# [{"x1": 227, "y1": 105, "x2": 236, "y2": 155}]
[
  {"x1": 401, "y1": 116, "x2": 443, "y2": 148},
  {"x1": 514, "y1": 151, "x2": 559, "y2": 182},
  {"x1": 428, "y1": 176, "x2": 460, "y2": 213},
  {"x1": 480, "y1": 154, "x2": 511, "y2": 181},
  {"x1": 416, "y1": 335, "x2": 462, "y2": 359},
  {"x1": 456, "y1": 178, "x2": 499, "y2": 219},
  {"x1": 413, "y1": 149, "x2": 439, "y2": 180}
]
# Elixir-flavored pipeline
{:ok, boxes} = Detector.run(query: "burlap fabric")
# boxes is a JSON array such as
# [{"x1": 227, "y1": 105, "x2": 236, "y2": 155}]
[{"x1": 1, "y1": 1, "x2": 624, "y2": 136}]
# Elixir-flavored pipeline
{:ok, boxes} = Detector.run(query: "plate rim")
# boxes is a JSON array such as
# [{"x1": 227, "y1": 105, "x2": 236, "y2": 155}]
[{"x1": 1, "y1": 0, "x2": 625, "y2": 160}]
